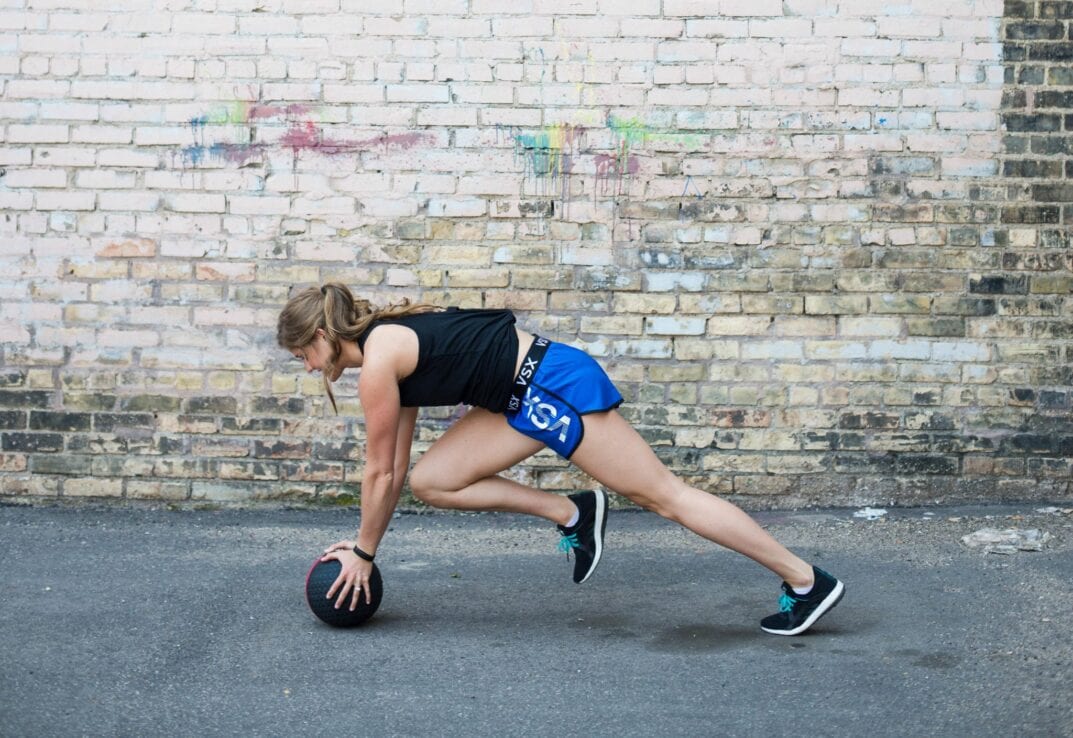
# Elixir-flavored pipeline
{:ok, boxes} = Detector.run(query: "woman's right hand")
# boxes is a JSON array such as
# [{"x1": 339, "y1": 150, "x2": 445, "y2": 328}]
[{"x1": 321, "y1": 541, "x2": 374, "y2": 611}]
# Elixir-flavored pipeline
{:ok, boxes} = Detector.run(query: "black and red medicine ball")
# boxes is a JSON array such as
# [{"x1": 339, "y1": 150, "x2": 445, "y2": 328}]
[{"x1": 305, "y1": 557, "x2": 383, "y2": 628}]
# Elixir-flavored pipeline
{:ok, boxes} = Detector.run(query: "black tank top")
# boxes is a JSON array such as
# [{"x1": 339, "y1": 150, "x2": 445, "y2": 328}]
[{"x1": 356, "y1": 308, "x2": 519, "y2": 412}]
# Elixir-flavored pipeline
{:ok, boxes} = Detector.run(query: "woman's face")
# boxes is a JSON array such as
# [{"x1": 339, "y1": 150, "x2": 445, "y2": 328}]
[{"x1": 292, "y1": 329, "x2": 343, "y2": 380}]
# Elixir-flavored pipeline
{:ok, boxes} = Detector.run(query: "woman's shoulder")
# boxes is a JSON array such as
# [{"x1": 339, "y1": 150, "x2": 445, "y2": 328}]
[{"x1": 361, "y1": 322, "x2": 420, "y2": 374}]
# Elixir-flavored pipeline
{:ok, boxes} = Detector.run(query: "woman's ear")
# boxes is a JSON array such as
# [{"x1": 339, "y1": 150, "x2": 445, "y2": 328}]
[{"x1": 314, "y1": 327, "x2": 326, "y2": 340}]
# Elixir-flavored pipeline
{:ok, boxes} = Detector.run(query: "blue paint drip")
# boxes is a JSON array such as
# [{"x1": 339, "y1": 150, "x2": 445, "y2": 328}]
[{"x1": 180, "y1": 144, "x2": 206, "y2": 167}]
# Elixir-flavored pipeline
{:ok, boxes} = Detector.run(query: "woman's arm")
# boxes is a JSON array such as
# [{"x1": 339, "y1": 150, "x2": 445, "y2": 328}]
[
  {"x1": 393, "y1": 406, "x2": 418, "y2": 499},
  {"x1": 354, "y1": 358, "x2": 404, "y2": 558},
  {"x1": 322, "y1": 350, "x2": 405, "y2": 611}
]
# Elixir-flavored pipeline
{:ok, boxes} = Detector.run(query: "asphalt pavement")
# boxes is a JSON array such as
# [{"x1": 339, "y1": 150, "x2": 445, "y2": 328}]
[{"x1": 1, "y1": 500, "x2": 1071, "y2": 737}]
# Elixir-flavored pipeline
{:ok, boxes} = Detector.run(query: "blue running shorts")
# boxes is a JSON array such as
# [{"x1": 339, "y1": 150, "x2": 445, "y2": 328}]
[{"x1": 505, "y1": 340, "x2": 623, "y2": 459}]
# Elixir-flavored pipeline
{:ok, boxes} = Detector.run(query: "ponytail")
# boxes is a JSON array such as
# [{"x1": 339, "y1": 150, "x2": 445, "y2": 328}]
[{"x1": 277, "y1": 283, "x2": 437, "y2": 413}]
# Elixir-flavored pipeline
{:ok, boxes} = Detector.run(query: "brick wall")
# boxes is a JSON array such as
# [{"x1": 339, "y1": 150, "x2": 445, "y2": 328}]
[{"x1": 0, "y1": 0, "x2": 1070, "y2": 508}]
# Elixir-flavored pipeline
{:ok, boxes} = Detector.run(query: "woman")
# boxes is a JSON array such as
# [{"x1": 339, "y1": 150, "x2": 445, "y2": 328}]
[{"x1": 277, "y1": 283, "x2": 844, "y2": 636}]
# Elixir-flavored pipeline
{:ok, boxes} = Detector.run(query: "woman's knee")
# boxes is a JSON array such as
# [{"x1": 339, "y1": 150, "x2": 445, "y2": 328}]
[
  {"x1": 409, "y1": 462, "x2": 460, "y2": 508},
  {"x1": 409, "y1": 463, "x2": 443, "y2": 505},
  {"x1": 621, "y1": 478, "x2": 689, "y2": 520}
]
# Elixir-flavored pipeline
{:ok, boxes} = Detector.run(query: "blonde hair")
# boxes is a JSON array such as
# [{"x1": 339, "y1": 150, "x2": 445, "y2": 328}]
[{"x1": 277, "y1": 282, "x2": 437, "y2": 413}]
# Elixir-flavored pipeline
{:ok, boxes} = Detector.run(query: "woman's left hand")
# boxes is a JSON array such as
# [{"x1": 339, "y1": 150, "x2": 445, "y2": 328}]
[{"x1": 321, "y1": 540, "x2": 374, "y2": 611}]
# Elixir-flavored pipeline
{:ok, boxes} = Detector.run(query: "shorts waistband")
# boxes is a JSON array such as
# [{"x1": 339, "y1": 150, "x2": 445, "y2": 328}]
[{"x1": 507, "y1": 336, "x2": 550, "y2": 413}]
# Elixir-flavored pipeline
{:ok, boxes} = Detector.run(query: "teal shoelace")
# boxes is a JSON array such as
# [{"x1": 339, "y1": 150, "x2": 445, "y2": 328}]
[
  {"x1": 778, "y1": 592, "x2": 798, "y2": 613},
  {"x1": 558, "y1": 532, "x2": 580, "y2": 553}
]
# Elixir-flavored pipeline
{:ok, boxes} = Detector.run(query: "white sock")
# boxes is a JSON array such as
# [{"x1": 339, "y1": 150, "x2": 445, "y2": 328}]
[
  {"x1": 792, "y1": 583, "x2": 813, "y2": 596},
  {"x1": 564, "y1": 505, "x2": 579, "y2": 529}
]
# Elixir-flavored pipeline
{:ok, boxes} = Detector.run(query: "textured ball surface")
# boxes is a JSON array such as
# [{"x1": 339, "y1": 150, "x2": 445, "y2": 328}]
[{"x1": 305, "y1": 557, "x2": 383, "y2": 628}]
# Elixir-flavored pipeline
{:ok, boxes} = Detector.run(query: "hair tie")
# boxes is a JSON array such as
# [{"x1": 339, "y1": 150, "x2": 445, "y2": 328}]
[{"x1": 320, "y1": 285, "x2": 327, "y2": 296}]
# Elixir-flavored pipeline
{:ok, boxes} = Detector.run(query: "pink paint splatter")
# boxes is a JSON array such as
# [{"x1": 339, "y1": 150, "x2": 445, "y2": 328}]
[
  {"x1": 279, "y1": 122, "x2": 432, "y2": 155},
  {"x1": 246, "y1": 103, "x2": 310, "y2": 121},
  {"x1": 594, "y1": 152, "x2": 640, "y2": 178}
]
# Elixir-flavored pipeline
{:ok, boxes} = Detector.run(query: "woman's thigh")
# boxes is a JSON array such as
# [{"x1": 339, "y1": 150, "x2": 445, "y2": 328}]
[
  {"x1": 569, "y1": 410, "x2": 682, "y2": 507},
  {"x1": 411, "y1": 408, "x2": 546, "y2": 492}
]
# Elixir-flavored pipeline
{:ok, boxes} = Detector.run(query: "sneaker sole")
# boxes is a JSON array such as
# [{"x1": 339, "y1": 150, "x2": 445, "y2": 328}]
[
  {"x1": 760, "y1": 580, "x2": 845, "y2": 636},
  {"x1": 576, "y1": 490, "x2": 607, "y2": 584}
]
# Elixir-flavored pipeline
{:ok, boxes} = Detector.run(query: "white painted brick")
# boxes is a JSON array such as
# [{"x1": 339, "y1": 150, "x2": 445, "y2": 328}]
[
  {"x1": 301, "y1": 15, "x2": 363, "y2": 35},
  {"x1": 428, "y1": 198, "x2": 488, "y2": 217},
  {"x1": 229, "y1": 196, "x2": 291, "y2": 216},
  {"x1": 0, "y1": 12, "x2": 35, "y2": 30},
  {"x1": 292, "y1": 241, "x2": 356, "y2": 262},
  {"x1": 98, "y1": 149, "x2": 158, "y2": 167},
  {"x1": 840, "y1": 317, "x2": 904, "y2": 337},
  {"x1": 877, "y1": 16, "x2": 943, "y2": 38},
  {"x1": 932, "y1": 341, "x2": 991, "y2": 362},
  {"x1": 612, "y1": 339, "x2": 674, "y2": 359},
  {"x1": 8, "y1": 124, "x2": 68, "y2": 143},
  {"x1": 472, "y1": 0, "x2": 533, "y2": 10},
  {"x1": 386, "y1": 84, "x2": 450, "y2": 103},
  {"x1": 2, "y1": 168, "x2": 67, "y2": 188},
  {"x1": 173, "y1": 13, "x2": 236, "y2": 35},
  {"x1": 742, "y1": 340, "x2": 804, "y2": 360},
  {"x1": 840, "y1": 38, "x2": 901, "y2": 57},
  {"x1": 561, "y1": 246, "x2": 613, "y2": 266},
  {"x1": 936, "y1": 112, "x2": 996, "y2": 131},
  {"x1": 457, "y1": 176, "x2": 517, "y2": 196},
  {"x1": 429, "y1": 17, "x2": 489, "y2": 37},
  {"x1": 903, "y1": 87, "x2": 966, "y2": 108},
  {"x1": 534, "y1": 0, "x2": 598, "y2": 12},
  {"x1": 6, "y1": 79, "x2": 69, "y2": 98},
  {"x1": 517, "y1": 84, "x2": 580, "y2": 106},
  {"x1": 646, "y1": 316, "x2": 707, "y2": 335},
  {"x1": 167, "y1": 193, "x2": 226, "y2": 213},
  {"x1": 907, "y1": 133, "x2": 966, "y2": 153},
  {"x1": 0, "y1": 192, "x2": 34, "y2": 210},
  {"x1": 38, "y1": 101, "x2": 98, "y2": 121},
  {"x1": 452, "y1": 84, "x2": 514, "y2": 104},
  {"x1": 0, "y1": 99, "x2": 37, "y2": 121},
  {"x1": 657, "y1": 40, "x2": 718, "y2": 61},
  {"x1": 239, "y1": 15, "x2": 298, "y2": 35},
  {"x1": 18, "y1": 32, "x2": 81, "y2": 54},
  {"x1": 323, "y1": 84, "x2": 384, "y2": 103},
  {"x1": 646, "y1": 272, "x2": 706, "y2": 292},
  {"x1": 648, "y1": 64, "x2": 682, "y2": 84},
  {"x1": 75, "y1": 170, "x2": 136, "y2": 189},
  {"x1": 261, "y1": 83, "x2": 319, "y2": 101},
  {"x1": 133, "y1": 127, "x2": 190, "y2": 145},
  {"x1": 941, "y1": 158, "x2": 997, "y2": 177},
  {"x1": 750, "y1": 18, "x2": 813, "y2": 37},
  {"x1": 815, "y1": 18, "x2": 875, "y2": 36},
  {"x1": 588, "y1": 41, "x2": 655, "y2": 61},
  {"x1": 35, "y1": 191, "x2": 95, "y2": 211},
  {"x1": 71, "y1": 125, "x2": 133, "y2": 144},
  {"x1": 406, "y1": 0, "x2": 467, "y2": 12},
  {"x1": 0, "y1": 148, "x2": 32, "y2": 166},
  {"x1": 722, "y1": 0, "x2": 783, "y2": 15},
  {"x1": 867, "y1": 340, "x2": 931, "y2": 361},
  {"x1": 844, "y1": 134, "x2": 903, "y2": 152},
  {"x1": 649, "y1": 87, "x2": 709, "y2": 105},
  {"x1": 356, "y1": 197, "x2": 414, "y2": 217},
  {"x1": 621, "y1": 19, "x2": 683, "y2": 42}
]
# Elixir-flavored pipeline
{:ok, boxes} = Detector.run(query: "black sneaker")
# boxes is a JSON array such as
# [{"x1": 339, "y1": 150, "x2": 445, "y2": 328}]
[
  {"x1": 556, "y1": 490, "x2": 608, "y2": 584},
  {"x1": 760, "y1": 566, "x2": 845, "y2": 636}
]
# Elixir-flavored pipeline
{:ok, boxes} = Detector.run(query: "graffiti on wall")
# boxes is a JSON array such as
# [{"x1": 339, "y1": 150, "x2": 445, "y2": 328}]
[
  {"x1": 495, "y1": 115, "x2": 705, "y2": 231},
  {"x1": 176, "y1": 102, "x2": 432, "y2": 168},
  {"x1": 173, "y1": 103, "x2": 708, "y2": 235}
]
